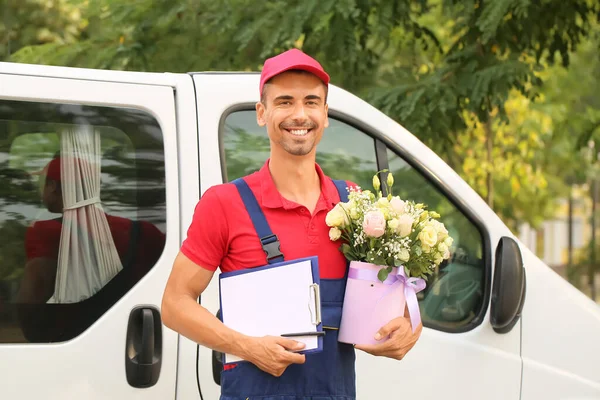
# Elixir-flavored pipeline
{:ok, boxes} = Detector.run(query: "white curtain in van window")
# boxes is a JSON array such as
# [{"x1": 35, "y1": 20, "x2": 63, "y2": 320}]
[{"x1": 49, "y1": 127, "x2": 123, "y2": 304}]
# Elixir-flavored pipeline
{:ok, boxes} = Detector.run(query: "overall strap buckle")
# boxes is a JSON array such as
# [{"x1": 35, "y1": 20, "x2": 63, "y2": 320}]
[{"x1": 260, "y1": 234, "x2": 284, "y2": 262}]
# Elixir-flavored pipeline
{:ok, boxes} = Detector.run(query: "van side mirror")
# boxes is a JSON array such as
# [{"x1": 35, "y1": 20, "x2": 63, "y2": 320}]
[{"x1": 491, "y1": 237, "x2": 526, "y2": 334}]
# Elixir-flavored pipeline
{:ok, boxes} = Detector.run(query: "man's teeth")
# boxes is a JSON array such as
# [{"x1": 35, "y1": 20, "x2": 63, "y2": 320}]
[{"x1": 289, "y1": 129, "x2": 309, "y2": 136}]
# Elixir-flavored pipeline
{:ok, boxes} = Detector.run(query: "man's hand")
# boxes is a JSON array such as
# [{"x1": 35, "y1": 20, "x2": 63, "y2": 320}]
[
  {"x1": 244, "y1": 336, "x2": 307, "y2": 377},
  {"x1": 354, "y1": 316, "x2": 422, "y2": 360}
]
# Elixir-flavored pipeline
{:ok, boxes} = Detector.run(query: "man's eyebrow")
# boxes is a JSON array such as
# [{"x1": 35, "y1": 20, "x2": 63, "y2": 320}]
[
  {"x1": 305, "y1": 95, "x2": 322, "y2": 101},
  {"x1": 273, "y1": 95, "x2": 294, "y2": 102}
]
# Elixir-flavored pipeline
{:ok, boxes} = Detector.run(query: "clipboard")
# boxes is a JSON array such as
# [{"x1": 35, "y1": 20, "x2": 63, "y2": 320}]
[{"x1": 218, "y1": 256, "x2": 323, "y2": 364}]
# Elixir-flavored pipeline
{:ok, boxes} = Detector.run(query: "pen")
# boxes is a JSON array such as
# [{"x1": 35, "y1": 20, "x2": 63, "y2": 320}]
[{"x1": 281, "y1": 331, "x2": 326, "y2": 337}]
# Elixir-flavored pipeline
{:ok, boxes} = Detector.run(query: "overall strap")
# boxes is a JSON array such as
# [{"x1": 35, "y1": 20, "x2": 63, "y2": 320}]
[
  {"x1": 331, "y1": 179, "x2": 349, "y2": 202},
  {"x1": 232, "y1": 178, "x2": 284, "y2": 264}
]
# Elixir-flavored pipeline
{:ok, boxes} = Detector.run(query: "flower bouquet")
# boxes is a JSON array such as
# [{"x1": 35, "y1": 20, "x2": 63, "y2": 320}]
[{"x1": 326, "y1": 171, "x2": 453, "y2": 345}]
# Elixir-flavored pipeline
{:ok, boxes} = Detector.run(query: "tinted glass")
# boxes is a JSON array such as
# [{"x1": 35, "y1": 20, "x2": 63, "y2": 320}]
[{"x1": 0, "y1": 100, "x2": 166, "y2": 343}]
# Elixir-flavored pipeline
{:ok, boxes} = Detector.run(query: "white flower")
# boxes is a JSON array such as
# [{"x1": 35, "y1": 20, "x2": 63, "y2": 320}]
[
  {"x1": 398, "y1": 248, "x2": 410, "y2": 262},
  {"x1": 326, "y1": 203, "x2": 349, "y2": 227},
  {"x1": 418, "y1": 225, "x2": 438, "y2": 247},
  {"x1": 438, "y1": 243, "x2": 449, "y2": 254},
  {"x1": 397, "y1": 214, "x2": 414, "y2": 237},
  {"x1": 329, "y1": 227, "x2": 342, "y2": 241},
  {"x1": 431, "y1": 219, "x2": 449, "y2": 239},
  {"x1": 390, "y1": 196, "x2": 406, "y2": 214},
  {"x1": 444, "y1": 236, "x2": 454, "y2": 247},
  {"x1": 377, "y1": 197, "x2": 389, "y2": 206},
  {"x1": 434, "y1": 253, "x2": 444, "y2": 265},
  {"x1": 388, "y1": 218, "x2": 399, "y2": 231}
]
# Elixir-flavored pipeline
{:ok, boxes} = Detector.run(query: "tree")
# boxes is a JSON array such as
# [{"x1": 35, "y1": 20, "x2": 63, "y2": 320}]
[
  {"x1": 454, "y1": 90, "x2": 558, "y2": 231},
  {"x1": 0, "y1": 0, "x2": 83, "y2": 61},
  {"x1": 8, "y1": 0, "x2": 600, "y2": 236}
]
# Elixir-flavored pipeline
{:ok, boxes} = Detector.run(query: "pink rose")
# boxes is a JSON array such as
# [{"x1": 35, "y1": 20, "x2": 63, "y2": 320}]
[{"x1": 362, "y1": 210, "x2": 386, "y2": 238}]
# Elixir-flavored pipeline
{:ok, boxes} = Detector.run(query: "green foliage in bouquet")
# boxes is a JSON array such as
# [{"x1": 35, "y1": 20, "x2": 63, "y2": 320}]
[{"x1": 326, "y1": 170, "x2": 454, "y2": 282}]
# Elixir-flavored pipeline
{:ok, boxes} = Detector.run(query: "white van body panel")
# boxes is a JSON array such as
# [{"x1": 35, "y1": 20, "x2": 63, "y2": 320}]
[
  {"x1": 0, "y1": 68, "x2": 180, "y2": 398},
  {"x1": 519, "y1": 245, "x2": 600, "y2": 399}
]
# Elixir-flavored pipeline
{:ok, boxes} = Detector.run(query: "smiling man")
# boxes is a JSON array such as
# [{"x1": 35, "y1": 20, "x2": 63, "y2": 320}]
[{"x1": 161, "y1": 49, "x2": 422, "y2": 400}]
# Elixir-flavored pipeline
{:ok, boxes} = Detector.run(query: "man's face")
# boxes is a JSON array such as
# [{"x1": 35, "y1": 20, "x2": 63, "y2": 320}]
[
  {"x1": 256, "y1": 71, "x2": 329, "y2": 157},
  {"x1": 41, "y1": 178, "x2": 62, "y2": 214}
]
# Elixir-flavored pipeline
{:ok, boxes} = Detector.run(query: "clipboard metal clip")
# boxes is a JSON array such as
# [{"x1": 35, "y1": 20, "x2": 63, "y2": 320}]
[{"x1": 309, "y1": 283, "x2": 321, "y2": 325}]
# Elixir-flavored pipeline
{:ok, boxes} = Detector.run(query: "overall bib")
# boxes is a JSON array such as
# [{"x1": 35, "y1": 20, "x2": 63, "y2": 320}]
[{"x1": 219, "y1": 178, "x2": 356, "y2": 400}]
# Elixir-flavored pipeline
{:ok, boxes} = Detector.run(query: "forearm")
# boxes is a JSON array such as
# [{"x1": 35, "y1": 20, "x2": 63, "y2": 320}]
[{"x1": 162, "y1": 292, "x2": 255, "y2": 360}]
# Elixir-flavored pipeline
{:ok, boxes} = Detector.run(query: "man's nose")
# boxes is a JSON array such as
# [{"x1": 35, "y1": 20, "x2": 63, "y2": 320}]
[{"x1": 290, "y1": 102, "x2": 307, "y2": 120}]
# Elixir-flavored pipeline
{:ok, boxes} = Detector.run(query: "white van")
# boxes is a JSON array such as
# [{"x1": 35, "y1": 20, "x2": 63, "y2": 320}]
[{"x1": 0, "y1": 61, "x2": 598, "y2": 400}]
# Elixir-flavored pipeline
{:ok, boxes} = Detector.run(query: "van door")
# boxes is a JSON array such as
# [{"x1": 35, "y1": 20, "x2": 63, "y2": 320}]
[
  {"x1": 190, "y1": 72, "x2": 523, "y2": 400},
  {"x1": 0, "y1": 66, "x2": 180, "y2": 399}
]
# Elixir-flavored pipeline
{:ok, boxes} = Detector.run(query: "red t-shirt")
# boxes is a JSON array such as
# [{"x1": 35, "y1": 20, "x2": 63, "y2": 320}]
[
  {"x1": 181, "y1": 160, "x2": 356, "y2": 279},
  {"x1": 25, "y1": 213, "x2": 166, "y2": 281}
]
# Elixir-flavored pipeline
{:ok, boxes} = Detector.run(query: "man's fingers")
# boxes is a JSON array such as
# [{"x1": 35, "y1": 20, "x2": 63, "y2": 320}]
[
  {"x1": 284, "y1": 352, "x2": 306, "y2": 364},
  {"x1": 275, "y1": 337, "x2": 306, "y2": 351},
  {"x1": 354, "y1": 340, "x2": 391, "y2": 355},
  {"x1": 374, "y1": 317, "x2": 404, "y2": 341}
]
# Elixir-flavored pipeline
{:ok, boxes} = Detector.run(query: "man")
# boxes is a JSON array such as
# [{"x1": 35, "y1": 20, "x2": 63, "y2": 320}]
[
  {"x1": 161, "y1": 49, "x2": 422, "y2": 399},
  {"x1": 18, "y1": 156, "x2": 165, "y2": 303}
]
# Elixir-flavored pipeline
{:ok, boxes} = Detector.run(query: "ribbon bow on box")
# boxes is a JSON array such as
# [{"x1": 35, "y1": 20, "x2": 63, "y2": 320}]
[{"x1": 348, "y1": 266, "x2": 426, "y2": 333}]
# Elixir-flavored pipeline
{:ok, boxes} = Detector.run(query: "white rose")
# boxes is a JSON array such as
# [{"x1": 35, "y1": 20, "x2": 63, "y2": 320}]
[
  {"x1": 388, "y1": 218, "x2": 399, "y2": 231},
  {"x1": 444, "y1": 237, "x2": 454, "y2": 247},
  {"x1": 398, "y1": 248, "x2": 410, "y2": 262},
  {"x1": 390, "y1": 196, "x2": 406, "y2": 214},
  {"x1": 432, "y1": 220, "x2": 449, "y2": 239},
  {"x1": 418, "y1": 225, "x2": 438, "y2": 247},
  {"x1": 438, "y1": 243, "x2": 449, "y2": 254},
  {"x1": 434, "y1": 253, "x2": 444, "y2": 265},
  {"x1": 326, "y1": 203, "x2": 349, "y2": 227},
  {"x1": 329, "y1": 227, "x2": 342, "y2": 241},
  {"x1": 377, "y1": 197, "x2": 389, "y2": 207},
  {"x1": 397, "y1": 214, "x2": 414, "y2": 237}
]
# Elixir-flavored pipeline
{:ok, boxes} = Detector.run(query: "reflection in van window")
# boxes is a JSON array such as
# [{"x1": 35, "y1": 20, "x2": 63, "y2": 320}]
[
  {"x1": 0, "y1": 100, "x2": 167, "y2": 344},
  {"x1": 387, "y1": 149, "x2": 486, "y2": 330}
]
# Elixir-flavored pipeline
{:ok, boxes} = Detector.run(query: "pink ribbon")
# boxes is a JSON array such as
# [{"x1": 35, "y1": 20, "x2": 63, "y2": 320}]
[{"x1": 348, "y1": 266, "x2": 426, "y2": 333}]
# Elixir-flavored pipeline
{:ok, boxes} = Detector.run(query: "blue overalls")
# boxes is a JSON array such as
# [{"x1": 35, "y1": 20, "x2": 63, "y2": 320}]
[{"x1": 219, "y1": 178, "x2": 356, "y2": 400}]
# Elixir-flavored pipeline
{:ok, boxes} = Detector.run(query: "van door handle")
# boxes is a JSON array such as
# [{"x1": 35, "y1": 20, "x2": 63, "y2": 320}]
[{"x1": 125, "y1": 306, "x2": 162, "y2": 388}]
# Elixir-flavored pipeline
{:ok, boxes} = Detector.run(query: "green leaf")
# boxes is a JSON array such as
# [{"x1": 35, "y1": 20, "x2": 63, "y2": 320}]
[
  {"x1": 377, "y1": 267, "x2": 390, "y2": 282},
  {"x1": 414, "y1": 245, "x2": 423, "y2": 257}
]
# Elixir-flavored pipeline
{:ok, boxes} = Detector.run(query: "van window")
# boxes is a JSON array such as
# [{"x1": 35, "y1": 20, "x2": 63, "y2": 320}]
[
  {"x1": 386, "y1": 149, "x2": 486, "y2": 330},
  {"x1": 221, "y1": 109, "x2": 486, "y2": 331},
  {"x1": 0, "y1": 100, "x2": 166, "y2": 343},
  {"x1": 221, "y1": 110, "x2": 377, "y2": 190}
]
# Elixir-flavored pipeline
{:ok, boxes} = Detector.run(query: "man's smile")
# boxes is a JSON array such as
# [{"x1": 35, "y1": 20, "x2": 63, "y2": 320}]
[{"x1": 286, "y1": 128, "x2": 312, "y2": 137}]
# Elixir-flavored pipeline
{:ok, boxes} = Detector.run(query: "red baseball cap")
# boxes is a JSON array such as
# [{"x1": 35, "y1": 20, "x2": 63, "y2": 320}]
[
  {"x1": 259, "y1": 48, "x2": 330, "y2": 96},
  {"x1": 31, "y1": 157, "x2": 91, "y2": 182}
]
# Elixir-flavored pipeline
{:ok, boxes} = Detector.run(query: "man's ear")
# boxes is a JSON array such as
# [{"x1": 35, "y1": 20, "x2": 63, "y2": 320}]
[
  {"x1": 256, "y1": 101, "x2": 267, "y2": 127},
  {"x1": 324, "y1": 103, "x2": 329, "y2": 128}
]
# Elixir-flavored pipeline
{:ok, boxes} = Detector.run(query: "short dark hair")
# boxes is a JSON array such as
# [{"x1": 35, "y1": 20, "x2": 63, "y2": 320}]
[{"x1": 260, "y1": 69, "x2": 329, "y2": 105}]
